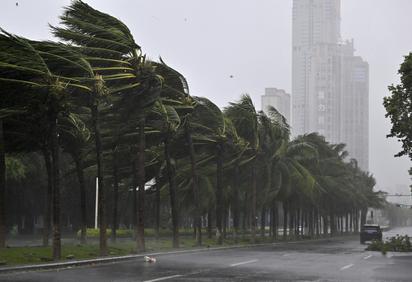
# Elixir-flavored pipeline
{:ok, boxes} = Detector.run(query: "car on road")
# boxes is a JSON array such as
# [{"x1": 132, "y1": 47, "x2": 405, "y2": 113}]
[{"x1": 360, "y1": 224, "x2": 382, "y2": 244}]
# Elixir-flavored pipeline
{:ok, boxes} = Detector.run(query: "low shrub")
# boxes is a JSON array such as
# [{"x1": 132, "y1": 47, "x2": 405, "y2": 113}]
[
  {"x1": 367, "y1": 235, "x2": 412, "y2": 254},
  {"x1": 77, "y1": 228, "x2": 207, "y2": 238},
  {"x1": 77, "y1": 228, "x2": 133, "y2": 238}
]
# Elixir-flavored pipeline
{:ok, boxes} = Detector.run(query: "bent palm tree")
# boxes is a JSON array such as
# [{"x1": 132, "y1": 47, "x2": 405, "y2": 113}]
[
  {"x1": 53, "y1": 0, "x2": 162, "y2": 252},
  {"x1": 0, "y1": 30, "x2": 93, "y2": 259}
]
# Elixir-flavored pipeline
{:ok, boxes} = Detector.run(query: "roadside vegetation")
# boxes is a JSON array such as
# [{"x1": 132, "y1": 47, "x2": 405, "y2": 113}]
[
  {"x1": 0, "y1": 0, "x2": 385, "y2": 265},
  {"x1": 367, "y1": 235, "x2": 412, "y2": 254}
]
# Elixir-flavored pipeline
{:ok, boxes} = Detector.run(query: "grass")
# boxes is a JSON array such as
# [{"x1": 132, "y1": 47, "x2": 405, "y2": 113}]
[{"x1": 0, "y1": 231, "x2": 335, "y2": 267}]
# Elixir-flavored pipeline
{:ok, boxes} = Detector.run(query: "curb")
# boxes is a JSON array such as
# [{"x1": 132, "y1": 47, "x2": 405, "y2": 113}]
[{"x1": 0, "y1": 235, "x2": 355, "y2": 274}]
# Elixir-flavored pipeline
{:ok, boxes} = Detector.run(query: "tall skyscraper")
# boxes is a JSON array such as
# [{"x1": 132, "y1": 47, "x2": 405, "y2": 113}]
[
  {"x1": 261, "y1": 88, "x2": 291, "y2": 123},
  {"x1": 292, "y1": 0, "x2": 369, "y2": 170},
  {"x1": 340, "y1": 40, "x2": 369, "y2": 170}
]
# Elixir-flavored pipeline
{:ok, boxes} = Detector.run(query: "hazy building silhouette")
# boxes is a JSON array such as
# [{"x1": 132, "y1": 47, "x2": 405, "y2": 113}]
[
  {"x1": 340, "y1": 40, "x2": 369, "y2": 170},
  {"x1": 292, "y1": 0, "x2": 369, "y2": 170},
  {"x1": 261, "y1": 88, "x2": 291, "y2": 123}
]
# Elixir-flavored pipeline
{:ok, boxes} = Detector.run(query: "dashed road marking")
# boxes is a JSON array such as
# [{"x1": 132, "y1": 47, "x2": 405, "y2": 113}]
[
  {"x1": 143, "y1": 274, "x2": 184, "y2": 282},
  {"x1": 363, "y1": 255, "x2": 372, "y2": 260},
  {"x1": 340, "y1": 264, "x2": 354, "y2": 271},
  {"x1": 229, "y1": 259, "x2": 259, "y2": 267}
]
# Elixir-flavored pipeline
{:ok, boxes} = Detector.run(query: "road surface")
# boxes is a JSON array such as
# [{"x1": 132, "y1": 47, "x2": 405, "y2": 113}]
[{"x1": 2, "y1": 227, "x2": 412, "y2": 281}]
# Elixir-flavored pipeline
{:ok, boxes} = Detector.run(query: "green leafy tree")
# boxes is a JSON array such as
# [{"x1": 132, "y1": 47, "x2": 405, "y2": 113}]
[{"x1": 384, "y1": 53, "x2": 412, "y2": 188}]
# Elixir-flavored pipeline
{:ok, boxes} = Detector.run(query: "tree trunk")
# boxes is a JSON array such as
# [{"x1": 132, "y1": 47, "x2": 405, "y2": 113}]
[
  {"x1": 360, "y1": 207, "x2": 367, "y2": 227},
  {"x1": 111, "y1": 152, "x2": 119, "y2": 243},
  {"x1": 185, "y1": 122, "x2": 201, "y2": 246},
  {"x1": 261, "y1": 162, "x2": 271, "y2": 238},
  {"x1": 323, "y1": 215, "x2": 329, "y2": 236},
  {"x1": 91, "y1": 102, "x2": 107, "y2": 256},
  {"x1": 207, "y1": 208, "x2": 212, "y2": 239},
  {"x1": 74, "y1": 156, "x2": 87, "y2": 244},
  {"x1": 283, "y1": 202, "x2": 288, "y2": 239},
  {"x1": 50, "y1": 114, "x2": 61, "y2": 260},
  {"x1": 345, "y1": 213, "x2": 349, "y2": 234},
  {"x1": 42, "y1": 149, "x2": 53, "y2": 247},
  {"x1": 222, "y1": 208, "x2": 227, "y2": 239},
  {"x1": 132, "y1": 153, "x2": 138, "y2": 240},
  {"x1": 215, "y1": 144, "x2": 223, "y2": 244},
  {"x1": 155, "y1": 176, "x2": 160, "y2": 240},
  {"x1": 164, "y1": 137, "x2": 179, "y2": 248},
  {"x1": 232, "y1": 163, "x2": 240, "y2": 242},
  {"x1": 260, "y1": 208, "x2": 266, "y2": 238},
  {"x1": 137, "y1": 117, "x2": 146, "y2": 251},
  {"x1": 0, "y1": 120, "x2": 5, "y2": 248},
  {"x1": 251, "y1": 159, "x2": 257, "y2": 243}
]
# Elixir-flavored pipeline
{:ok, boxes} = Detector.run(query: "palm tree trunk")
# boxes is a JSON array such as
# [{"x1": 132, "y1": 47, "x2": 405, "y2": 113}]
[
  {"x1": 0, "y1": 119, "x2": 6, "y2": 248},
  {"x1": 233, "y1": 163, "x2": 240, "y2": 242},
  {"x1": 50, "y1": 114, "x2": 61, "y2": 260},
  {"x1": 132, "y1": 154, "x2": 138, "y2": 240},
  {"x1": 261, "y1": 162, "x2": 271, "y2": 238},
  {"x1": 222, "y1": 208, "x2": 227, "y2": 239},
  {"x1": 345, "y1": 213, "x2": 349, "y2": 233},
  {"x1": 42, "y1": 149, "x2": 52, "y2": 247},
  {"x1": 271, "y1": 203, "x2": 278, "y2": 240},
  {"x1": 283, "y1": 202, "x2": 288, "y2": 239},
  {"x1": 207, "y1": 207, "x2": 212, "y2": 239},
  {"x1": 74, "y1": 156, "x2": 87, "y2": 244},
  {"x1": 137, "y1": 117, "x2": 146, "y2": 251},
  {"x1": 215, "y1": 144, "x2": 223, "y2": 245},
  {"x1": 260, "y1": 208, "x2": 266, "y2": 237},
  {"x1": 155, "y1": 176, "x2": 160, "y2": 240},
  {"x1": 251, "y1": 159, "x2": 257, "y2": 243},
  {"x1": 360, "y1": 207, "x2": 367, "y2": 227},
  {"x1": 350, "y1": 211, "x2": 353, "y2": 233},
  {"x1": 185, "y1": 122, "x2": 201, "y2": 246},
  {"x1": 164, "y1": 137, "x2": 179, "y2": 248},
  {"x1": 111, "y1": 152, "x2": 119, "y2": 242},
  {"x1": 91, "y1": 102, "x2": 107, "y2": 256}
]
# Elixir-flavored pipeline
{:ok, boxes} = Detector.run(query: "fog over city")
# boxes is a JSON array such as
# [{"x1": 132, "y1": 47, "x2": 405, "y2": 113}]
[{"x1": 1, "y1": 0, "x2": 411, "y2": 194}]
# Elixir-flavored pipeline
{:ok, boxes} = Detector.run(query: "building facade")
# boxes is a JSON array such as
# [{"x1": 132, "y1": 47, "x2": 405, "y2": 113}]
[
  {"x1": 261, "y1": 88, "x2": 291, "y2": 123},
  {"x1": 292, "y1": 0, "x2": 369, "y2": 170}
]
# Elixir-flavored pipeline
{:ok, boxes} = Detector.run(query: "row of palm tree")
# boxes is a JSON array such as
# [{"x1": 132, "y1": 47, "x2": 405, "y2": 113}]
[{"x1": 0, "y1": 1, "x2": 384, "y2": 260}]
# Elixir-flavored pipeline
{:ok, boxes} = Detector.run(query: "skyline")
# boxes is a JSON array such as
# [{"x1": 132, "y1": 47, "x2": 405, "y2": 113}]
[
  {"x1": 291, "y1": 0, "x2": 369, "y2": 171},
  {"x1": 0, "y1": 0, "x2": 411, "y2": 193}
]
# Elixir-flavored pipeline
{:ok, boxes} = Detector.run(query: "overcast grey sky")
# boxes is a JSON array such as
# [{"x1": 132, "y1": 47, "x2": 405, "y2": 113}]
[{"x1": 1, "y1": 0, "x2": 412, "y2": 193}]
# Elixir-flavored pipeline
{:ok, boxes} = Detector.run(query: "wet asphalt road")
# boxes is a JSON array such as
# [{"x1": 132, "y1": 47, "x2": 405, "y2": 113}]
[{"x1": 2, "y1": 227, "x2": 412, "y2": 282}]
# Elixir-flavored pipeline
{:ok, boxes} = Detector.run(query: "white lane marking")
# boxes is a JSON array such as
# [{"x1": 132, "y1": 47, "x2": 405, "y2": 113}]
[
  {"x1": 143, "y1": 274, "x2": 184, "y2": 282},
  {"x1": 229, "y1": 259, "x2": 259, "y2": 267},
  {"x1": 340, "y1": 264, "x2": 354, "y2": 271},
  {"x1": 387, "y1": 253, "x2": 393, "y2": 258},
  {"x1": 363, "y1": 255, "x2": 372, "y2": 260}
]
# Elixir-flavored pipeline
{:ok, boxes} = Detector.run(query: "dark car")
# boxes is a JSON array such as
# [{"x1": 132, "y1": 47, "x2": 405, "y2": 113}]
[{"x1": 360, "y1": 224, "x2": 382, "y2": 244}]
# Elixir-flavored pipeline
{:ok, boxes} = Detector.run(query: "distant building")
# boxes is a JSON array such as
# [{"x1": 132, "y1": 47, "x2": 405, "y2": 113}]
[
  {"x1": 340, "y1": 40, "x2": 369, "y2": 171},
  {"x1": 292, "y1": 0, "x2": 369, "y2": 171},
  {"x1": 261, "y1": 88, "x2": 291, "y2": 123}
]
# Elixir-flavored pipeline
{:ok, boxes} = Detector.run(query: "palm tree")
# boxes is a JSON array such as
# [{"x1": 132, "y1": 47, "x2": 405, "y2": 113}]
[
  {"x1": 256, "y1": 107, "x2": 289, "y2": 237},
  {"x1": 149, "y1": 101, "x2": 181, "y2": 247},
  {"x1": 188, "y1": 97, "x2": 228, "y2": 244},
  {"x1": 225, "y1": 94, "x2": 259, "y2": 243},
  {"x1": 60, "y1": 113, "x2": 91, "y2": 244},
  {"x1": 52, "y1": 0, "x2": 163, "y2": 253},
  {"x1": 0, "y1": 30, "x2": 95, "y2": 259}
]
